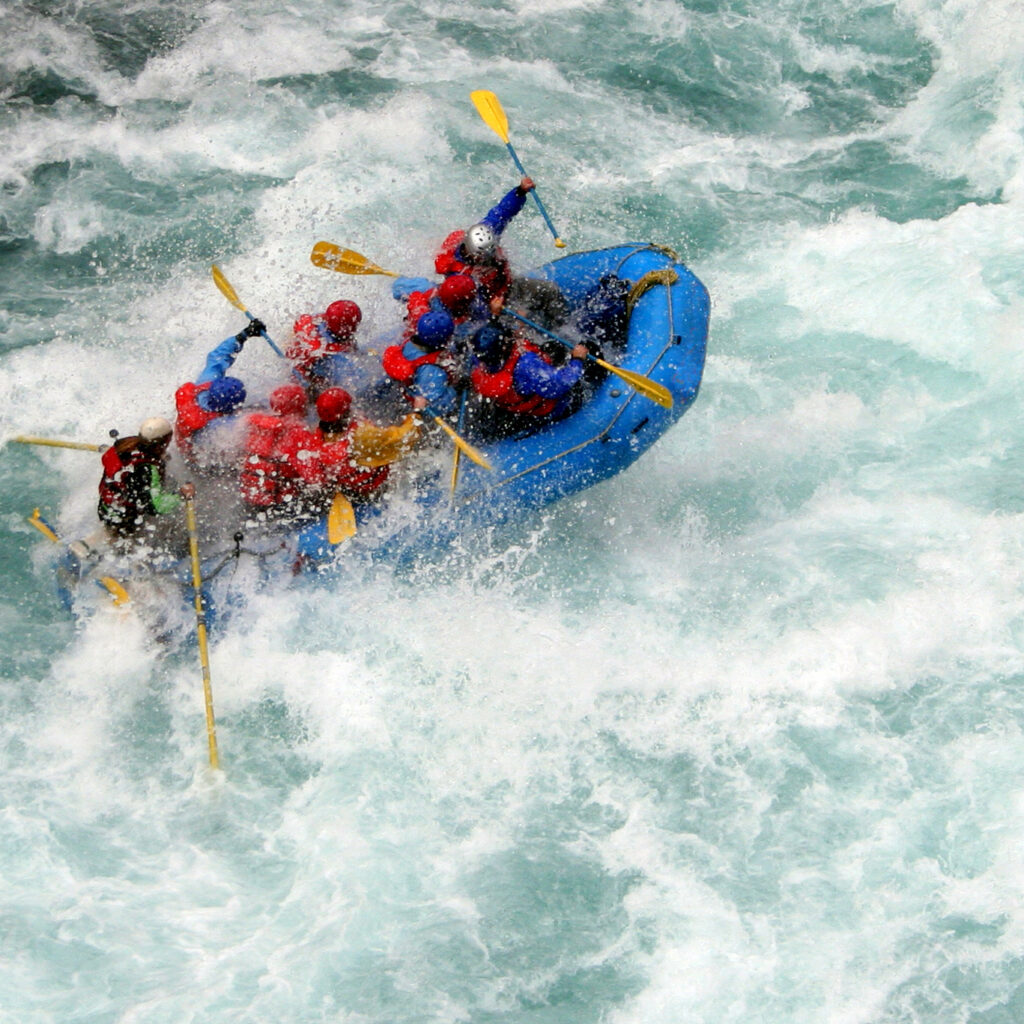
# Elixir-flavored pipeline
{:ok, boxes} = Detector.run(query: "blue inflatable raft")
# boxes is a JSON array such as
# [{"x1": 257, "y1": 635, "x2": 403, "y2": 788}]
[
  {"x1": 287, "y1": 240, "x2": 710, "y2": 563},
  {"x1": 46, "y1": 242, "x2": 709, "y2": 626},
  {"x1": 446, "y1": 241, "x2": 709, "y2": 522}
]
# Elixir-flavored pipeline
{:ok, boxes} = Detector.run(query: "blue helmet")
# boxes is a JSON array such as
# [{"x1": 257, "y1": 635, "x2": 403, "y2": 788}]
[
  {"x1": 472, "y1": 324, "x2": 510, "y2": 370},
  {"x1": 207, "y1": 376, "x2": 246, "y2": 412},
  {"x1": 472, "y1": 324, "x2": 502, "y2": 357},
  {"x1": 416, "y1": 311, "x2": 455, "y2": 350}
]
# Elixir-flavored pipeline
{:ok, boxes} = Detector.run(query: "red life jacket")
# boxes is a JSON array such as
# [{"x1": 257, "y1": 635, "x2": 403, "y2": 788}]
[
  {"x1": 286, "y1": 314, "x2": 353, "y2": 378},
  {"x1": 434, "y1": 230, "x2": 512, "y2": 303},
  {"x1": 470, "y1": 342, "x2": 560, "y2": 417},
  {"x1": 239, "y1": 412, "x2": 307, "y2": 509},
  {"x1": 98, "y1": 437, "x2": 162, "y2": 519},
  {"x1": 381, "y1": 343, "x2": 455, "y2": 388},
  {"x1": 296, "y1": 424, "x2": 390, "y2": 501},
  {"x1": 174, "y1": 381, "x2": 218, "y2": 460}
]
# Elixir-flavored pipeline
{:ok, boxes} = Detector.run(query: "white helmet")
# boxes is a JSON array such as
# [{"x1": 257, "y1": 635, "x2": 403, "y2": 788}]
[
  {"x1": 463, "y1": 223, "x2": 497, "y2": 261},
  {"x1": 139, "y1": 416, "x2": 173, "y2": 443}
]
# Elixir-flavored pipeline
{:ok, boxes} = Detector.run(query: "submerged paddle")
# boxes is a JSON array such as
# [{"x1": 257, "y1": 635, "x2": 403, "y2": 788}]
[
  {"x1": 502, "y1": 309, "x2": 674, "y2": 410},
  {"x1": 181, "y1": 483, "x2": 220, "y2": 772},
  {"x1": 470, "y1": 89, "x2": 565, "y2": 249},
  {"x1": 26, "y1": 508, "x2": 129, "y2": 606},
  {"x1": 210, "y1": 265, "x2": 286, "y2": 358}
]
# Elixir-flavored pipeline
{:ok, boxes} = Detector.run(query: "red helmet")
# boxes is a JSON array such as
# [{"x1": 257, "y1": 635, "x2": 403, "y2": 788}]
[
  {"x1": 269, "y1": 384, "x2": 308, "y2": 417},
  {"x1": 438, "y1": 274, "x2": 476, "y2": 315},
  {"x1": 316, "y1": 387, "x2": 352, "y2": 424},
  {"x1": 323, "y1": 300, "x2": 362, "y2": 339}
]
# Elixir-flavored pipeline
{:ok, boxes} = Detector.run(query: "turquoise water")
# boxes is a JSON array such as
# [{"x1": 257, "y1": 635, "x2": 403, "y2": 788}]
[{"x1": 4, "y1": 0, "x2": 1024, "y2": 1020}]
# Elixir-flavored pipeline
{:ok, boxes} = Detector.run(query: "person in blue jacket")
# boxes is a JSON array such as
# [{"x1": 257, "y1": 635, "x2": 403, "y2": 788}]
[
  {"x1": 469, "y1": 321, "x2": 588, "y2": 436},
  {"x1": 434, "y1": 179, "x2": 532, "y2": 303},
  {"x1": 430, "y1": 178, "x2": 567, "y2": 327},
  {"x1": 174, "y1": 319, "x2": 262, "y2": 469},
  {"x1": 381, "y1": 311, "x2": 459, "y2": 417}
]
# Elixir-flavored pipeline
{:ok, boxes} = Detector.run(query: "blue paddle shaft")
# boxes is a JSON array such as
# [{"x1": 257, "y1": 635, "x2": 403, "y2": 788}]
[
  {"x1": 244, "y1": 311, "x2": 285, "y2": 358},
  {"x1": 504, "y1": 308, "x2": 587, "y2": 361},
  {"x1": 505, "y1": 142, "x2": 562, "y2": 243}
]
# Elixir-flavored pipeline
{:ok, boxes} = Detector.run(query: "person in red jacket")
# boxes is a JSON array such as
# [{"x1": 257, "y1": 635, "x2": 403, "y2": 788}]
[
  {"x1": 381, "y1": 311, "x2": 460, "y2": 416},
  {"x1": 434, "y1": 178, "x2": 567, "y2": 326},
  {"x1": 286, "y1": 299, "x2": 365, "y2": 394},
  {"x1": 404, "y1": 273, "x2": 488, "y2": 337},
  {"x1": 98, "y1": 417, "x2": 182, "y2": 538},
  {"x1": 293, "y1": 388, "x2": 392, "y2": 506},
  {"x1": 469, "y1": 321, "x2": 588, "y2": 436},
  {"x1": 174, "y1": 322, "x2": 261, "y2": 469},
  {"x1": 238, "y1": 384, "x2": 312, "y2": 523}
]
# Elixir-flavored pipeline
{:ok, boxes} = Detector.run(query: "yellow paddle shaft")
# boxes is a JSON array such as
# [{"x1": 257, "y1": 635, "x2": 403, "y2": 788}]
[
  {"x1": 183, "y1": 491, "x2": 220, "y2": 771},
  {"x1": 13, "y1": 435, "x2": 104, "y2": 452}
]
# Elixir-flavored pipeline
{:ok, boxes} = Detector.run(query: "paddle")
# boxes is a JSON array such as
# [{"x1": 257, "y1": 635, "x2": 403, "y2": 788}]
[
  {"x1": 181, "y1": 483, "x2": 220, "y2": 771},
  {"x1": 27, "y1": 507, "x2": 61, "y2": 543},
  {"x1": 27, "y1": 508, "x2": 129, "y2": 605},
  {"x1": 470, "y1": 89, "x2": 565, "y2": 249},
  {"x1": 210, "y1": 264, "x2": 286, "y2": 357},
  {"x1": 449, "y1": 338, "x2": 478, "y2": 495},
  {"x1": 449, "y1": 388, "x2": 467, "y2": 495},
  {"x1": 502, "y1": 309, "x2": 674, "y2": 410},
  {"x1": 349, "y1": 415, "x2": 421, "y2": 468},
  {"x1": 419, "y1": 403, "x2": 493, "y2": 471},
  {"x1": 12, "y1": 435, "x2": 105, "y2": 452},
  {"x1": 311, "y1": 242, "x2": 399, "y2": 278},
  {"x1": 327, "y1": 492, "x2": 357, "y2": 545}
]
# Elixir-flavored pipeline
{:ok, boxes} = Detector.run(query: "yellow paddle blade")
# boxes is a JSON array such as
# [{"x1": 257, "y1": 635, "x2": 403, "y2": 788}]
[
  {"x1": 28, "y1": 508, "x2": 60, "y2": 543},
  {"x1": 595, "y1": 357, "x2": 674, "y2": 409},
  {"x1": 99, "y1": 576, "x2": 131, "y2": 606},
  {"x1": 13, "y1": 435, "x2": 104, "y2": 452},
  {"x1": 432, "y1": 416, "x2": 493, "y2": 471},
  {"x1": 327, "y1": 493, "x2": 357, "y2": 545},
  {"x1": 349, "y1": 415, "x2": 421, "y2": 469},
  {"x1": 310, "y1": 241, "x2": 399, "y2": 278},
  {"x1": 211, "y1": 264, "x2": 247, "y2": 313},
  {"x1": 470, "y1": 90, "x2": 510, "y2": 144}
]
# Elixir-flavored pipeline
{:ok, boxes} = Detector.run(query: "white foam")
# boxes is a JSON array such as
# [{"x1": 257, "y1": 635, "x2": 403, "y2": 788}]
[
  {"x1": 890, "y1": 0, "x2": 1024, "y2": 195},
  {"x1": 709, "y1": 200, "x2": 1024, "y2": 378},
  {"x1": 7, "y1": 2, "x2": 1024, "y2": 1019}
]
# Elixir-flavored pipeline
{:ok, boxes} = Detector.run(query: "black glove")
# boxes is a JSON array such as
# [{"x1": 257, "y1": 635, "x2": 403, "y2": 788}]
[{"x1": 236, "y1": 318, "x2": 265, "y2": 342}]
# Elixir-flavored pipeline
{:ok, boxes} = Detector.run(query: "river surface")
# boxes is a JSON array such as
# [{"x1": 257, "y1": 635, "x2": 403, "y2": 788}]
[{"x1": 3, "y1": 1, "x2": 1024, "y2": 1021}]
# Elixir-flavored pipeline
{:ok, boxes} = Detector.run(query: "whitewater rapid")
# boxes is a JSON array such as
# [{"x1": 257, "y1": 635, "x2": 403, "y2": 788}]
[{"x1": 4, "y1": 0, "x2": 1024, "y2": 1021}]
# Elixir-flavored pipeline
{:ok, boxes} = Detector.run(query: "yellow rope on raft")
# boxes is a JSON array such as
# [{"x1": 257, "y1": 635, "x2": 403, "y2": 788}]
[{"x1": 626, "y1": 269, "x2": 679, "y2": 315}]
